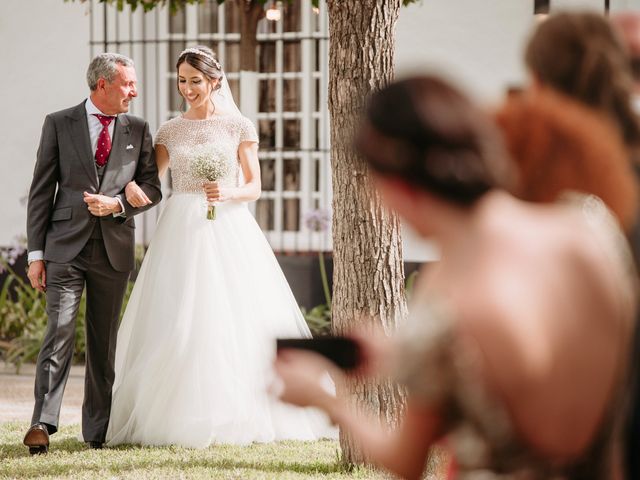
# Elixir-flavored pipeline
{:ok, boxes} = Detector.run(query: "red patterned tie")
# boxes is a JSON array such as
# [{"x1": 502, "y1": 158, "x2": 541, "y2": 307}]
[{"x1": 93, "y1": 114, "x2": 114, "y2": 167}]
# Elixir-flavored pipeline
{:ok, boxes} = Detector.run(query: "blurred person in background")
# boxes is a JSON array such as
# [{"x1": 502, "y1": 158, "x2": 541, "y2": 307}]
[
  {"x1": 275, "y1": 76, "x2": 638, "y2": 480},
  {"x1": 495, "y1": 88, "x2": 638, "y2": 234},
  {"x1": 524, "y1": 11, "x2": 640, "y2": 159}
]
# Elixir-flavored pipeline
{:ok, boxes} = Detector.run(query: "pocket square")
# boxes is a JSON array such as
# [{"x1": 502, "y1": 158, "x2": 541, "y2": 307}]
[{"x1": 126, "y1": 144, "x2": 134, "y2": 150}]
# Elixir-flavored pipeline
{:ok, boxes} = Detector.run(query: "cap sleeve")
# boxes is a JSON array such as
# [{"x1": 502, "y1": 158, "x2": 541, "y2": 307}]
[
  {"x1": 154, "y1": 121, "x2": 170, "y2": 147},
  {"x1": 239, "y1": 116, "x2": 259, "y2": 144}
]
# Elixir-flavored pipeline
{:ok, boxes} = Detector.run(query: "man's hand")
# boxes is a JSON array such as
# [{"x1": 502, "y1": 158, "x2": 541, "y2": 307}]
[
  {"x1": 125, "y1": 181, "x2": 152, "y2": 208},
  {"x1": 83, "y1": 192, "x2": 122, "y2": 216},
  {"x1": 27, "y1": 260, "x2": 46, "y2": 292}
]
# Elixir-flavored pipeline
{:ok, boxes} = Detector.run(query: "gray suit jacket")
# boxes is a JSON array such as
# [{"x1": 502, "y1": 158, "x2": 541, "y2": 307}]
[{"x1": 27, "y1": 100, "x2": 162, "y2": 272}]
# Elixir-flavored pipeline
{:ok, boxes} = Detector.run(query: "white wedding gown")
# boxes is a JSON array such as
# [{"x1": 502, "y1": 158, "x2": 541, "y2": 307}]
[{"x1": 106, "y1": 115, "x2": 336, "y2": 447}]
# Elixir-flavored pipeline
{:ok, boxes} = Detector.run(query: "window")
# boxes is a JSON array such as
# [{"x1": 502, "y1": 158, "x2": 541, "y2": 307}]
[{"x1": 89, "y1": 0, "x2": 332, "y2": 252}]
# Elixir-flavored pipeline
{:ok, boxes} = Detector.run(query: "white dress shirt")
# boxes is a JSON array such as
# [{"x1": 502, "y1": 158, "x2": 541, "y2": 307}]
[
  {"x1": 85, "y1": 96, "x2": 116, "y2": 154},
  {"x1": 84, "y1": 97, "x2": 125, "y2": 216},
  {"x1": 28, "y1": 98, "x2": 125, "y2": 263}
]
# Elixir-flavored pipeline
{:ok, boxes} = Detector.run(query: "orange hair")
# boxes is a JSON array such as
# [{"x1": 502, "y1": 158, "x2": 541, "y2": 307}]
[{"x1": 495, "y1": 89, "x2": 638, "y2": 232}]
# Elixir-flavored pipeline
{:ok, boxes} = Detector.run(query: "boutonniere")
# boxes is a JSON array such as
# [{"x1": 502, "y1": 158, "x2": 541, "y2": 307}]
[{"x1": 126, "y1": 144, "x2": 134, "y2": 150}]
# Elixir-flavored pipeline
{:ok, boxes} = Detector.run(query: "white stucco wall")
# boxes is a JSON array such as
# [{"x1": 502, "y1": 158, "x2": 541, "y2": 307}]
[
  {"x1": 552, "y1": 0, "x2": 606, "y2": 10},
  {"x1": 610, "y1": 0, "x2": 640, "y2": 10},
  {"x1": 395, "y1": 0, "x2": 534, "y2": 105},
  {"x1": 0, "y1": 0, "x2": 90, "y2": 245},
  {"x1": 395, "y1": 0, "x2": 535, "y2": 261}
]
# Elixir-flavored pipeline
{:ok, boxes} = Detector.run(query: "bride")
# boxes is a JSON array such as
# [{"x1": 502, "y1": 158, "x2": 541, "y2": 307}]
[{"x1": 106, "y1": 45, "x2": 335, "y2": 447}]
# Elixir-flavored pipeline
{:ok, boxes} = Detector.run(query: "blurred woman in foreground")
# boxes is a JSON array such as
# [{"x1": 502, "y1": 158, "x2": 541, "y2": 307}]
[{"x1": 275, "y1": 76, "x2": 637, "y2": 479}]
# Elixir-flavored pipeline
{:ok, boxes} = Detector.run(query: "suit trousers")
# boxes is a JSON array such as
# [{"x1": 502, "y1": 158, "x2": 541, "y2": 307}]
[{"x1": 31, "y1": 238, "x2": 129, "y2": 442}]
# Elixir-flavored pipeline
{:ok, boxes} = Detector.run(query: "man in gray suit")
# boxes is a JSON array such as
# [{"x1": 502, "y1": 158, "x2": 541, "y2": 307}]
[{"x1": 23, "y1": 53, "x2": 161, "y2": 454}]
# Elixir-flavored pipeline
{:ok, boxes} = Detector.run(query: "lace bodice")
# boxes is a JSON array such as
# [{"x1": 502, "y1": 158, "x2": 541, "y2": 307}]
[{"x1": 155, "y1": 115, "x2": 258, "y2": 193}]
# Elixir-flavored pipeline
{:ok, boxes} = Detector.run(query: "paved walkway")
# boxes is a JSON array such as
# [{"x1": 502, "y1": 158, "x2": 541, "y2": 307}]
[{"x1": 0, "y1": 363, "x2": 84, "y2": 424}]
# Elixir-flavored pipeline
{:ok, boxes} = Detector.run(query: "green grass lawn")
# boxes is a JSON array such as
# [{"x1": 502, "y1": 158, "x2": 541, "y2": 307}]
[{"x1": 0, "y1": 422, "x2": 394, "y2": 479}]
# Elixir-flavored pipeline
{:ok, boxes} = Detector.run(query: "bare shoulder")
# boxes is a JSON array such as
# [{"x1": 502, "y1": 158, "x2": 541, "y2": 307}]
[
  {"x1": 458, "y1": 200, "x2": 629, "y2": 374},
  {"x1": 551, "y1": 197, "x2": 636, "y2": 317},
  {"x1": 456, "y1": 200, "x2": 635, "y2": 455}
]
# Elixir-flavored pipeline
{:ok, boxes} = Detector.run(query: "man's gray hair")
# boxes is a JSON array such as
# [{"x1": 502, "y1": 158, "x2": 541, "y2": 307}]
[{"x1": 87, "y1": 53, "x2": 134, "y2": 91}]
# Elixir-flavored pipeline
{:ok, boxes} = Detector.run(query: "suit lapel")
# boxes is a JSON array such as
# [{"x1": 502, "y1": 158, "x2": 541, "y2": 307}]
[
  {"x1": 66, "y1": 101, "x2": 98, "y2": 188},
  {"x1": 100, "y1": 114, "x2": 131, "y2": 192}
]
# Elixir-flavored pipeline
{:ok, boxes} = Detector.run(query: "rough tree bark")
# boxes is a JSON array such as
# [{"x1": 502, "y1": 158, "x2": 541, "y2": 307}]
[
  {"x1": 236, "y1": 0, "x2": 265, "y2": 71},
  {"x1": 326, "y1": 0, "x2": 408, "y2": 466}
]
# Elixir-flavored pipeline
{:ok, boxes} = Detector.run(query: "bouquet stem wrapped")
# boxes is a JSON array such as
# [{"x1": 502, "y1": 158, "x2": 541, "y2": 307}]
[{"x1": 207, "y1": 204, "x2": 216, "y2": 220}]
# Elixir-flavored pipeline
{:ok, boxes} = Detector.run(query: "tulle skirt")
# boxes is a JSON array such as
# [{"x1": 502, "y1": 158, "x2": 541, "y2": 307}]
[{"x1": 106, "y1": 194, "x2": 336, "y2": 447}]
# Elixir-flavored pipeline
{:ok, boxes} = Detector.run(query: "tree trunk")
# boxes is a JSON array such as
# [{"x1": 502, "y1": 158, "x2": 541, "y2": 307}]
[
  {"x1": 326, "y1": 0, "x2": 407, "y2": 466},
  {"x1": 237, "y1": 0, "x2": 264, "y2": 71}
]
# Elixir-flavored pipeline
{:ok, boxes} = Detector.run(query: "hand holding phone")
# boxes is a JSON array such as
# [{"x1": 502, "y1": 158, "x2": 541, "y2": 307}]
[{"x1": 276, "y1": 336, "x2": 362, "y2": 370}]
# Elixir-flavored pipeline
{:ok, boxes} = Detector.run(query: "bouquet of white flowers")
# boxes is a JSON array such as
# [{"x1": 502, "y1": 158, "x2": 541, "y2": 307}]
[{"x1": 190, "y1": 143, "x2": 231, "y2": 220}]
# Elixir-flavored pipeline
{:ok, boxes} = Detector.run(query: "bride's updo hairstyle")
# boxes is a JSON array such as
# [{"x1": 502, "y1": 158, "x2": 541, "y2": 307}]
[
  {"x1": 356, "y1": 76, "x2": 514, "y2": 206},
  {"x1": 176, "y1": 45, "x2": 223, "y2": 92}
]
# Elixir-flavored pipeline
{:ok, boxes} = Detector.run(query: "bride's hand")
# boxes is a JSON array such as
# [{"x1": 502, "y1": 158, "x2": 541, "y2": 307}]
[
  {"x1": 125, "y1": 181, "x2": 152, "y2": 208},
  {"x1": 203, "y1": 182, "x2": 234, "y2": 202}
]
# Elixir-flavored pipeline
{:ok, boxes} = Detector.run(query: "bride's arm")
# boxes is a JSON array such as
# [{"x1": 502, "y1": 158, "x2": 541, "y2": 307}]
[
  {"x1": 125, "y1": 144, "x2": 170, "y2": 207},
  {"x1": 155, "y1": 144, "x2": 170, "y2": 181},
  {"x1": 124, "y1": 144, "x2": 169, "y2": 208},
  {"x1": 204, "y1": 141, "x2": 260, "y2": 203},
  {"x1": 234, "y1": 141, "x2": 261, "y2": 201}
]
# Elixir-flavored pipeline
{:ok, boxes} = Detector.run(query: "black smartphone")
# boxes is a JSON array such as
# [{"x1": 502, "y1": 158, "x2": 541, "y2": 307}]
[{"x1": 276, "y1": 336, "x2": 361, "y2": 370}]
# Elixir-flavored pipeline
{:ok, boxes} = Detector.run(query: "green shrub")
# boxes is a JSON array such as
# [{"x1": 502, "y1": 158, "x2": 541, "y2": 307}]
[
  {"x1": 0, "y1": 243, "x2": 351, "y2": 368},
  {"x1": 0, "y1": 264, "x2": 87, "y2": 372},
  {"x1": 0, "y1": 252, "x2": 138, "y2": 372},
  {"x1": 302, "y1": 303, "x2": 331, "y2": 336}
]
